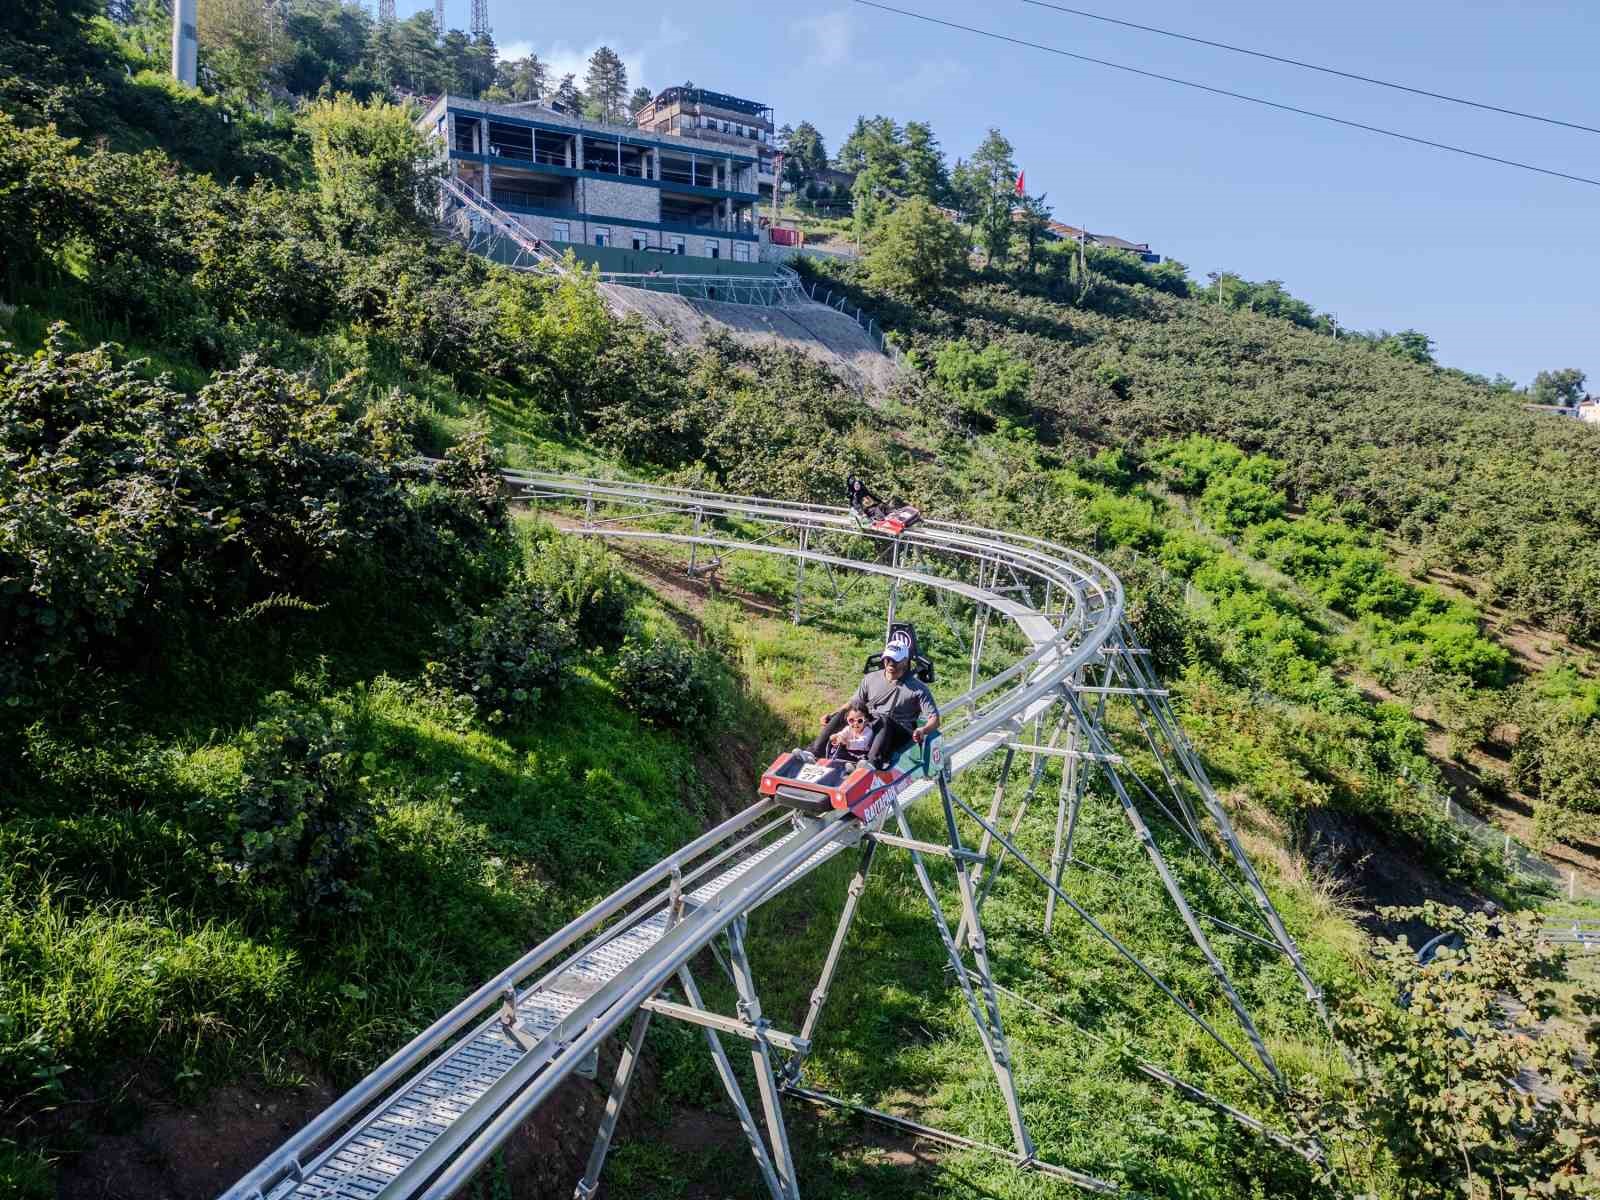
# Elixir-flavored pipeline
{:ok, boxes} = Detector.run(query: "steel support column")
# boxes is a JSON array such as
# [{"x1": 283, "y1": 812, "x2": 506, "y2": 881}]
[
  {"x1": 572, "y1": 1009, "x2": 652, "y2": 1200},
  {"x1": 782, "y1": 840, "x2": 878, "y2": 1087},
  {"x1": 726, "y1": 917, "x2": 800, "y2": 1199},
  {"x1": 1064, "y1": 692, "x2": 1283, "y2": 1086},
  {"x1": 793, "y1": 526, "x2": 808, "y2": 625},
  {"x1": 954, "y1": 745, "x2": 1014, "y2": 949},
  {"x1": 678, "y1": 965, "x2": 789, "y2": 1200},
  {"x1": 894, "y1": 789, "x2": 1034, "y2": 1160}
]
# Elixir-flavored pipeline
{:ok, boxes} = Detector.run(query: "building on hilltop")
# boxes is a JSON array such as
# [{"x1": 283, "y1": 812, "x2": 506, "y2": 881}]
[
  {"x1": 1041, "y1": 220, "x2": 1162, "y2": 264},
  {"x1": 420, "y1": 94, "x2": 763, "y2": 262},
  {"x1": 633, "y1": 86, "x2": 777, "y2": 202}
]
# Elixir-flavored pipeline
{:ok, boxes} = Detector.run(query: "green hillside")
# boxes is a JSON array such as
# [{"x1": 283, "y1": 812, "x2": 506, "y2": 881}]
[{"x1": 2, "y1": 4, "x2": 1597, "y2": 1199}]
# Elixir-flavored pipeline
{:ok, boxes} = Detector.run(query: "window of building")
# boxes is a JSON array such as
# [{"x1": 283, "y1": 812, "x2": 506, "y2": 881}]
[
  {"x1": 551, "y1": 221, "x2": 570, "y2": 242},
  {"x1": 733, "y1": 243, "x2": 750, "y2": 262},
  {"x1": 593, "y1": 228, "x2": 609, "y2": 247},
  {"x1": 707, "y1": 241, "x2": 720, "y2": 259},
  {"x1": 669, "y1": 236, "x2": 685, "y2": 255},
  {"x1": 632, "y1": 232, "x2": 649, "y2": 251}
]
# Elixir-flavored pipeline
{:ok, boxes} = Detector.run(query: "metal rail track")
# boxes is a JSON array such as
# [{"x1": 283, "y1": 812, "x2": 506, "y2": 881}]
[{"x1": 225, "y1": 472, "x2": 1315, "y2": 1200}]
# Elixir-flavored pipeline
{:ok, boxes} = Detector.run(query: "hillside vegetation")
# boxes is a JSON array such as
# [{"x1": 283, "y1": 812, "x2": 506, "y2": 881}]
[{"x1": 1, "y1": 5, "x2": 1598, "y2": 1200}]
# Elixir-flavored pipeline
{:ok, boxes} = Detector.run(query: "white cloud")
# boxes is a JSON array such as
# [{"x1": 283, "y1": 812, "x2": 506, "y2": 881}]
[
  {"x1": 792, "y1": 9, "x2": 856, "y2": 69},
  {"x1": 497, "y1": 18, "x2": 689, "y2": 92},
  {"x1": 889, "y1": 56, "x2": 970, "y2": 105}
]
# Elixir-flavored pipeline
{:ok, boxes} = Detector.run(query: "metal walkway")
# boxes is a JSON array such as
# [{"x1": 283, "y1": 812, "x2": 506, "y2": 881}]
[{"x1": 224, "y1": 473, "x2": 1326, "y2": 1200}]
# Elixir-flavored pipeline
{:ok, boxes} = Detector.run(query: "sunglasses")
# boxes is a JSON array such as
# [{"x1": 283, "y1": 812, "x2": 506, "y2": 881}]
[{"x1": 845, "y1": 716, "x2": 867, "y2": 727}]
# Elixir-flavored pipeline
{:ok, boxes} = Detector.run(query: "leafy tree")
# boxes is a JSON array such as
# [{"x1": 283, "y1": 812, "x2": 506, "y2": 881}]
[
  {"x1": 280, "y1": 0, "x2": 377, "y2": 97},
  {"x1": 304, "y1": 93, "x2": 442, "y2": 246},
  {"x1": 834, "y1": 115, "x2": 873, "y2": 172},
  {"x1": 901, "y1": 120, "x2": 950, "y2": 204},
  {"x1": 628, "y1": 85, "x2": 654, "y2": 115},
  {"x1": 493, "y1": 53, "x2": 547, "y2": 101},
  {"x1": 583, "y1": 45, "x2": 628, "y2": 123},
  {"x1": 781, "y1": 119, "x2": 827, "y2": 190},
  {"x1": 844, "y1": 116, "x2": 907, "y2": 241},
  {"x1": 553, "y1": 72, "x2": 582, "y2": 111},
  {"x1": 863, "y1": 197, "x2": 967, "y2": 303},
  {"x1": 1378, "y1": 328, "x2": 1435, "y2": 366},
  {"x1": 955, "y1": 128, "x2": 1017, "y2": 266},
  {"x1": 197, "y1": 0, "x2": 292, "y2": 93},
  {"x1": 1293, "y1": 903, "x2": 1600, "y2": 1200},
  {"x1": 458, "y1": 31, "x2": 498, "y2": 98},
  {"x1": 1532, "y1": 367, "x2": 1586, "y2": 407},
  {"x1": 1013, "y1": 191, "x2": 1052, "y2": 273}
]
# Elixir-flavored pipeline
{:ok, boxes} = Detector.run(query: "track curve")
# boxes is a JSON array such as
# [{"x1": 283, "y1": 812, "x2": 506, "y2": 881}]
[{"x1": 219, "y1": 473, "x2": 1218, "y2": 1200}]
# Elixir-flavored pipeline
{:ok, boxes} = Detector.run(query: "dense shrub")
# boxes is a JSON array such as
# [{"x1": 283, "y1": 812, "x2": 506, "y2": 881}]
[
  {"x1": 430, "y1": 580, "x2": 575, "y2": 724},
  {"x1": 928, "y1": 339, "x2": 1032, "y2": 429},
  {"x1": 1294, "y1": 903, "x2": 1600, "y2": 1200},
  {"x1": 193, "y1": 695, "x2": 374, "y2": 915},
  {"x1": 526, "y1": 533, "x2": 631, "y2": 648},
  {"x1": 611, "y1": 635, "x2": 723, "y2": 737},
  {"x1": 303, "y1": 94, "x2": 441, "y2": 247},
  {"x1": 1197, "y1": 471, "x2": 1284, "y2": 534},
  {"x1": 0, "y1": 331, "x2": 506, "y2": 703}
]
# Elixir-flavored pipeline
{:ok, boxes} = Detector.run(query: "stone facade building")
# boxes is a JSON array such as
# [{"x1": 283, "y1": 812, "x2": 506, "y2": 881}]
[{"x1": 420, "y1": 95, "x2": 763, "y2": 263}]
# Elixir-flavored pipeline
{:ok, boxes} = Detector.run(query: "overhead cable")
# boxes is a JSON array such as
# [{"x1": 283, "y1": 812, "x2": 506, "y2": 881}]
[
  {"x1": 849, "y1": 0, "x2": 1600, "y2": 189},
  {"x1": 1018, "y1": 0, "x2": 1600, "y2": 136}
]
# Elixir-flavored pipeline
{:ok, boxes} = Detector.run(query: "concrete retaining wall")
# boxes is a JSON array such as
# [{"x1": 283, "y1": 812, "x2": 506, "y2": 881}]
[{"x1": 601, "y1": 289, "x2": 899, "y2": 393}]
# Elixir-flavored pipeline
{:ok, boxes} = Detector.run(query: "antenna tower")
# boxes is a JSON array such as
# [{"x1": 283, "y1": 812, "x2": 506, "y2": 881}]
[
  {"x1": 471, "y1": 0, "x2": 490, "y2": 37},
  {"x1": 377, "y1": 0, "x2": 395, "y2": 22},
  {"x1": 433, "y1": 0, "x2": 445, "y2": 33}
]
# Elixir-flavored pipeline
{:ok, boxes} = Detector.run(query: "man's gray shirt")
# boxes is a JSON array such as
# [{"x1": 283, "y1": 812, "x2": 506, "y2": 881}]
[{"x1": 850, "y1": 671, "x2": 939, "y2": 731}]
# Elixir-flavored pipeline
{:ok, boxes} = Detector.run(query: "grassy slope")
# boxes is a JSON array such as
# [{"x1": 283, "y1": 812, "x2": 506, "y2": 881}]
[{"x1": 573, "y1": 541, "x2": 1361, "y2": 1199}]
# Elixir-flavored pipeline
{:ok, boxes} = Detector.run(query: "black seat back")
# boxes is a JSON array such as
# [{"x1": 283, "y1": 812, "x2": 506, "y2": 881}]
[{"x1": 863, "y1": 621, "x2": 935, "y2": 684}]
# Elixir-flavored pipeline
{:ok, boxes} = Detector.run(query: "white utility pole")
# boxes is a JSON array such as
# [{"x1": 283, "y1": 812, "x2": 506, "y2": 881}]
[{"x1": 170, "y1": 0, "x2": 197, "y2": 86}]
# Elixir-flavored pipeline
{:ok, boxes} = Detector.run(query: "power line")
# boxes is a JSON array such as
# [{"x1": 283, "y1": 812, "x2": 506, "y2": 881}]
[
  {"x1": 850, "y1": 0, "x2": 1600, "y2": 189},
  {"x1": 1017, "y1": 0, "x2": 1600, "y2": 137}
]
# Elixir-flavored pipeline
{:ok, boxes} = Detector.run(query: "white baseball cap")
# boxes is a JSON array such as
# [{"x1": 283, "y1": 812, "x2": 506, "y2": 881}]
[{"x1": 882, "y1": 641, "x2": 910, "y2": 662}]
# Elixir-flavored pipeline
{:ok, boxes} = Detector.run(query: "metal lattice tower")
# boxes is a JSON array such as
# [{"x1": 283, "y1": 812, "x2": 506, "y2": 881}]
[
  {"x1": 433, "y1": 0, "x2": 445, "y2": 34},
  {"x1": 470, "y1": 0, "x2": 489, "y2": 37},
  {"x1": 377, "y1": 0, "x2": 395, "y2": 23},
  {"x1": 224, "y1": 474, "x2": 1333, "y2": 1200}
]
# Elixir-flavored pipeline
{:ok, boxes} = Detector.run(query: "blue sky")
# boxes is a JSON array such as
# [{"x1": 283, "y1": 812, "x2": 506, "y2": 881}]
[{"x1": 418, "y1": 0, "x2": 1597, "y2": 389}]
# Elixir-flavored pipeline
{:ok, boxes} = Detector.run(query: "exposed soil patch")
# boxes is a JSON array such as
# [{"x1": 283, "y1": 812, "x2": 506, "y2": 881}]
[
  {"x1": 54, "y1": 1076, "x2": 339, "y2": 1200},
  {"x1": 51, "y1": 1048, "x2": 657, "y2": 1200},
  {"x1": 1299, "y1": 807, "x2": 1482, "y2": 942}
]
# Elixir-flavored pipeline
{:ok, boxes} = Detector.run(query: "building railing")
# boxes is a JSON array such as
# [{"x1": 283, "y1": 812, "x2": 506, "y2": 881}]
[
  {"x1": 660, "y1": 214, "x2": 758, "y2": 236},
  {"x1": 490, "y1": 189, "x2": 573, "y2": 212},
  {"x1": 799, "y1": 279, "x2": 906, "y2": 366},
  {"x1": 480, "y1": 147, "x2": 746, "y2": 192}
]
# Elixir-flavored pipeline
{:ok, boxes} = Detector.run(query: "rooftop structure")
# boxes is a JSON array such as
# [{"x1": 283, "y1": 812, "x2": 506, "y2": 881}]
[
  {"x1": 421, "y1": 94, "x2": 764, "y2": 263},
  {"x1": 1042, "y1": 220, "x2": 1162, "y2": 263},
  {"x1": 635, "y1": 86, "x2": 779, "y2": 200}
]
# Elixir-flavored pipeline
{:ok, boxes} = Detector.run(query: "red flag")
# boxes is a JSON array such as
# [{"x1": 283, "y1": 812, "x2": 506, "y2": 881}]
[{"x1": 1013, "y1": 170, "x2": 1025, "y2": 196}]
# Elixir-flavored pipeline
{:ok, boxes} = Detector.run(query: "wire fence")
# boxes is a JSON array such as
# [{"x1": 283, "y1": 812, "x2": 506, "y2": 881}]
[{"x1": 1434, "y1": 790, "x2": 1600, "y2": 903}]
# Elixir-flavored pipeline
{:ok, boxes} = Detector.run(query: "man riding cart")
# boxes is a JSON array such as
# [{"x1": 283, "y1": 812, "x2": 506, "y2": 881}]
[{"x1": 804, "y1": 629, "x2": 940, "y2": 769}]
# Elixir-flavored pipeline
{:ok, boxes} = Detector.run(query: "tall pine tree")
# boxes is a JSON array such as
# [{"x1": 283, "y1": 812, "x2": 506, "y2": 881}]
[{"x1": 583, "y1": 46, "x2": 628, "y2": 123}]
